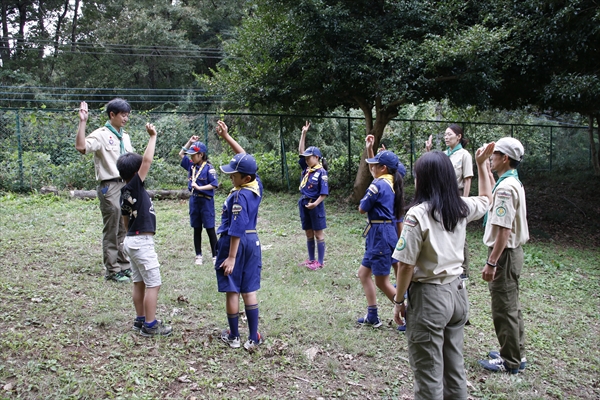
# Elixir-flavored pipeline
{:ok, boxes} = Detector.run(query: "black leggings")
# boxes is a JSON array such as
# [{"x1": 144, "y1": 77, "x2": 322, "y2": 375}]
[{"x1": 194, "y1": 227, "x2": 218, "y2": 257}]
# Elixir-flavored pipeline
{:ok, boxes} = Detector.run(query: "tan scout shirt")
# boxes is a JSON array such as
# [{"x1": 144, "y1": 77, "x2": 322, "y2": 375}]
[
  {"x1": 393, "y1": 196, "x2": 489, "y2": 284},
  {"x1": 84, "y1": 126, "x2": 133, "y2": 181},
  {"x1": 449, "y1": 148, "x2": 473, "y2": 190},
  {"x1": 483, "y1": 175, "x2": 529, "y2": 248}
]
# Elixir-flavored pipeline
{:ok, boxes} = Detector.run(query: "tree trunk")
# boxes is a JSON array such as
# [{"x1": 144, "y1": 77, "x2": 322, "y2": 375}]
[
  {"x1": 349, "y1": 96, "x2": 400, "y2": 203},
  {"x1": 0, "y1": 2, "x2": 10, "y2": 64},
  {"x1": 16, "y1": 1, "x2": 27, "y2": 57},
  {"x1": 592, "y1": 115, "x2": 600, "y2": 176},
  {"x1": 70, "y1": 0, "x2": 80, "y2": 51}
]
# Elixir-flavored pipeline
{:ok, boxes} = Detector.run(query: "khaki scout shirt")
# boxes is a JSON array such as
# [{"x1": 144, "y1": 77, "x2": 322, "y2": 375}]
[
  {"x1": 84, "y1": 126, "x2": 133, "y2": 181},
  {"x1": 393, "y1": 196, "x2": 489, "y2": 284},
  {"x1": 449, "y1": 148, "x2": 473, "y2": 190},
  {"x1": 483, "y1": 175, "x2": 529, "y2": 248}
]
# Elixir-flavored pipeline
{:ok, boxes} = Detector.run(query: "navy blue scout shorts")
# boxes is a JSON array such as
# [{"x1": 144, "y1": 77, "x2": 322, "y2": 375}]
[
  {"x1": 361, "y1": 224, "x2": 396, "y2": 276},
  {"x1": 298, "y1": 198, "x2": 327, "y2": 231},
  {"x1": 215, "y1": 233, "x2": 262, "y2": 293},
  {"x1": 189, "y1": 195, "x2": 215, "y2": 229}
]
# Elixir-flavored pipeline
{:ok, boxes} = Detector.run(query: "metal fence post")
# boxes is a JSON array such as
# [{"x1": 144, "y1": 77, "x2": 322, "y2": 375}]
[
  {"x1": 549, "y1": 126, "x2": 553, "y2": 170},
  {"x1": 410, "y1": 121, "x2": 414, "y2": 177},
  {"x1": 16, "y1": 112, "x2": 23, "y2": 189},
  {"x1": 204, "y1": 113, "x2": 208, "y2": 153},
  {"x1": 347, "y1": 117, "x2": 351, "y2": 185},
  {"x1": 279, "y1": 116, "x2": 290, "y2": 190}
]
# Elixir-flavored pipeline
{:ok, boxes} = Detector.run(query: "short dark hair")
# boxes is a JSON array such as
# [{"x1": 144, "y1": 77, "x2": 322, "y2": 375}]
[
  {"x1": 117, "y1": 152, "x2": 142, "y2": 181},
  {"x1": 410, "y1": 151, "x2": 469, "y2": 232},
  {"x1": 239, "y1": 172, "x2": 257, "y2": 182},
  {"x1": 106, "y1": 98, "x2": 132, "y2": 118},
  {"x1": 495, "y1": 151, "x2": 521, "y2": 168}
]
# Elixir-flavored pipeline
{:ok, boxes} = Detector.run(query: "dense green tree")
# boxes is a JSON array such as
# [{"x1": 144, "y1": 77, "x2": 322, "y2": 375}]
[{"x1": 207, "y1": 0, "x2": 516, "y2": 201}]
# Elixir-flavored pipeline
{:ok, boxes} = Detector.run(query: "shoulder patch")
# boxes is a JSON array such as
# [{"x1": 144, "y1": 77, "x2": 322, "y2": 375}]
[
  {"x1": 404, "y1": 216, "x2": 418, "y2": 227},
  {"x1": 322, "y1": 175, "x2": 328, "y2": 183},
  {"x1": 232, "y1": 204, "x2": 243, "y2": 214},
  {"x1": 208, "y1": 168, "x2": 217, "y2": 175},
  {"x1": 495, "y1": 206, "x2": 507, "y2": 217},
  {"x1": 395, "y1": 237, "x2": 406, "y2": 251},
  {"x1": 367, "y1": 183, "x2": 379, "y2": 194},
  {"x1": 496, "y1": 190, "x2": 512, "y2": 199}
]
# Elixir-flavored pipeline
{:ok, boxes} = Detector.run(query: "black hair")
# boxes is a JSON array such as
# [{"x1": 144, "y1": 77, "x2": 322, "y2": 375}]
[
  {"x1": 238, "y1": 172, "x2": 257, "y2": 182},
  {"x1": 388, "y1": 167, "x2": 405, "y2": 220},
  {"x1": 117, "y1": 152, "x2": 142, "y2": 182},
  {"x1": 320, "y1": 157, "x2": 328, "y2": 171},
  {"x1": 495, "y1": 151, "x2": 521, "y2": 168},
  {"x1": 448, "y1": 124, "x2": 468, "y2": 148},
  {"x1": 409, "y1": 151, "x2": 469, "y2": 232},
  {"x1": 106, "y1": 98, "x2": 132, "y2": 118}
]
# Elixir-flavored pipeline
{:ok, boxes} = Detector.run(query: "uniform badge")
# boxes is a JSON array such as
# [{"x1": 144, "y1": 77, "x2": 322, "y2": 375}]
[
  {"x1": 109, "y1": 139, "x2": 114, "y2": 145},
  {"x1": 497, "y1": 190, "x2": 511, "y2": 199},
  {"x1": 232, "y1": 204, "x2": 243, "y2": 214},
  {"x1": 367, "y1": 184, "x2": 379, "y2": 194},
  {"x1": 396, "y1": 237, "x2": 406, "y2": 251},
  {"x1": 322, "y1": 175, "x2": 328, "y2": 183},
  {"x1": 404, "y1": 216, "x2": 418, "y2": 227},
  {"x1": 209, "y1": 168, "x2": 217, "y2": 175},
  {"x1": 495, "y1": 206, "x2": 507, "y2": 217},
  {"x1": 314, "y1": 172, "x2": 320, "y2": 178}
]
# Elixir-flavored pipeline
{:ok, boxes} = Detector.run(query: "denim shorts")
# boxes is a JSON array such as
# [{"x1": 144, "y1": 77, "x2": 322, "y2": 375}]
[{"x1": 123, "y1": 235, "x2": 162, "y2": 287}]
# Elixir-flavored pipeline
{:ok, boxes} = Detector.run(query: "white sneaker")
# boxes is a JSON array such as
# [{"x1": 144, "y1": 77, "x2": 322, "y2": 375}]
[{"x1": 195, "y1": 255, "x2": 203, "y2": 265}]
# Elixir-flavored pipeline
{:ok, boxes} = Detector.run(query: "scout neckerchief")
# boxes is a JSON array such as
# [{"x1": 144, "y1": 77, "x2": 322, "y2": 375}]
[
  {"x1": 104, "y1": 122, "x2": 126, "y2": 155},
  {"x1": 230, "y1": 180, "x2": 261, "y2": 197},
  {"x1": 191, "y1": 161, "x2": 207, "y2": 190},
  {"x1": 299, "y1": 163, "x2": 323, "y2": 190},
  {"x1": 483, "y1": 169, "x2": 520, "y2": 226},
  {"x1": 379, "y1": 173, "x2": 395, "y2": 193},
  {"x1": 445, "y1": 143, "x2": 463, "y2": 157}
]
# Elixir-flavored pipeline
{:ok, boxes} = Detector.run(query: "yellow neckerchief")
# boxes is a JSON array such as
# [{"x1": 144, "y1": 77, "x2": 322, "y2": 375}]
[
  {"x1": 299, "y1": 163, "x2": 323, "y2": 190},
  {"x1": 378, "y1": 173, "x2": 395, "y2": 193},
  {"x1": 230, "y1": 179, "x2": 261, "y2": 197},
  {"x1": 191, "y1": 162, "x2": 207, "y2": 188}
]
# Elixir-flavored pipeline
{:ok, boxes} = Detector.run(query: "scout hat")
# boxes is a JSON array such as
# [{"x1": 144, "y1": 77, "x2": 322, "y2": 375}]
[
  {"x1": 220, "y1": 153, "x2": 258, "y2": 175},
  {"x1": 300, "y1": 146, "x2": 322, "y2": 158},
  {"x1": 366, "y1": 150, "x2": 404, "y2": 174},
  {"x1": 495, "y1": 137, "x2": 524, "y2": 162},
  {"x1": 185, "y1": 141, "x2": 208, "y2": 155}
]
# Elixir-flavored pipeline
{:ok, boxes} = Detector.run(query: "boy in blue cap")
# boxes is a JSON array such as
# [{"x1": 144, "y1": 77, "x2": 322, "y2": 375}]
[
  {"x1": 215, "y1": 120, "x2": 264, "y2": 351},
  {"x1": 179, "y1": 136, "x2": 219, "y2": 266},
  {"x1": 297, "y1": 121, "x2": 329, "y2": 270},
  {"x1": 356, "y1": 135, "x2": 405, "y2": 327}
]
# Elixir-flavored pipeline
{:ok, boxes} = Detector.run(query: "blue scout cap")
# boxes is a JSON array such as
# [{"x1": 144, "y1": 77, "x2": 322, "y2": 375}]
[
  {"x1": 300, "y1": 146, "x2": 322, "y2": 158},
  {"x1": 220, "y1": 153, "x2": 258, "y2": 175},
  {"x1": 366, "y1": 150, "x2": 401, "y2": 172},
  {"x1": 185, "y1": 141, "x2": 208, "y2": 155}
]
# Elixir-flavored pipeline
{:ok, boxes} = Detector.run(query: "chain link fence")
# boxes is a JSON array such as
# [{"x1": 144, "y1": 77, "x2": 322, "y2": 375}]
[{"x1": 0, "y1": 108, "x2": 596, "y2": 193}]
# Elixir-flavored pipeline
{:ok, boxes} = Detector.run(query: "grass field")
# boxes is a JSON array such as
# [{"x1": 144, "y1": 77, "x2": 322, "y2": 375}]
[{"x1": 0, "y1": 191, "x2": 599, "y2": 399}]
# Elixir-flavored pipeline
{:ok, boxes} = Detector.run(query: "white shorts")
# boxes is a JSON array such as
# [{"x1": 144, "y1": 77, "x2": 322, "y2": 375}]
[{"x1": 123, "y1": 235, "x2": 162, "y2": 288}]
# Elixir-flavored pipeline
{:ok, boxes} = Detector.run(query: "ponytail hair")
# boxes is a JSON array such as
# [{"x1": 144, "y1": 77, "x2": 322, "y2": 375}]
[
  {"x1": 320, "y1": 157, "x2": 329, "y2": 171},
  {"x1": 391, "y1": 169, "x2": 404, "y2": 220}
]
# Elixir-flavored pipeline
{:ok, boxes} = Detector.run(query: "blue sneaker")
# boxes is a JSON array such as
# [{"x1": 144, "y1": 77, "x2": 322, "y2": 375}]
[
  {"x1": 478, "y1": 357, "x2": 519, "y2": 374},
  {"x1": 488, "y1": 351, "x2": 527, "y2": 371},
  {"x1": 397, "y1": 324, "x2": 406, "y2": 332},
  {"x1": 357, "y1": 314, "x2": 382, "y2": 328}
]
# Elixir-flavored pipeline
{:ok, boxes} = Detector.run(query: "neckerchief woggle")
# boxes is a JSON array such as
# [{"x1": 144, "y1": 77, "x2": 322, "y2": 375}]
[
  {"x1": 104, "y1": 121, "x2": 126, "y2": 155},
  {"x1": 445, "y1": 143, "x2": 463, "y2": 157},
  {"x1": 378, "y1": 174, "x2": 395, "y2": 193},
  {"x1": 299, "y1": 163, "x2": 323, "y2": 190},
  {"x1": 230, "y1": 180, "x2": 261, "y2": 197},
  {"x1": 483, "y1": 169, "x2": 521, "y2": 226}
]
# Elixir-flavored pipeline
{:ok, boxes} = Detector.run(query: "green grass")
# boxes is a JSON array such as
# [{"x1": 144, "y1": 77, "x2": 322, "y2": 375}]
[{"x1": 0, "y1": 192, "x2": 599, "y2": 399}]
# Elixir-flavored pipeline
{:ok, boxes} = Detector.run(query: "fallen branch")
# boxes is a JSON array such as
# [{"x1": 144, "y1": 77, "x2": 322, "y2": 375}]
[{"x1": 560, "y1": 196, "x2": 586, "y2": 217}]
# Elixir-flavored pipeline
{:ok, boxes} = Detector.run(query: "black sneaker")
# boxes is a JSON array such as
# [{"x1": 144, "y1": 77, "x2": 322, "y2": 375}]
[
  {"x1": 140, "y1": 320, "x2": 172, "y2": 337},
  {"x1": 105, "y1": 271, "x2": 130, "y2": 283},
  {"x1": 122, "y1": 268, "x2": 132, "y2": 278},
  {"x1": 132, "y1": 319, "x2": 144, "y2": 332}
]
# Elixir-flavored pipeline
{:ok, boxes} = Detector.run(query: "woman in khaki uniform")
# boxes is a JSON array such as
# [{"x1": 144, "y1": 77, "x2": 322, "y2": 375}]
[{"x1": 392, "y1": 143, "x2": 494, "y2": 400}]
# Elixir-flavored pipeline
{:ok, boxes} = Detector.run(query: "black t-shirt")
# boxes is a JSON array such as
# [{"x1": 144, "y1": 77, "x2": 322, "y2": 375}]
[{"x1": 121, "y1": 173, "x2": 156, "y2": 235}]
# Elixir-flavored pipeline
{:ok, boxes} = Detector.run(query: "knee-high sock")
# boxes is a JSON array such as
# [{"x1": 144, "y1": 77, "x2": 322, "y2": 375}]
[
  {"x1": 227, "y1": 313, "x2": 239, "y2": 338},
  {"x1": 307, "y1": 238, "x2": 315, "y2": 261},
  {"x1": 245, "y1": 304, "x2": 260, "y2": 342},
  {"x1": 317, "y1": 239, "x2": 325, "y2": 265}
]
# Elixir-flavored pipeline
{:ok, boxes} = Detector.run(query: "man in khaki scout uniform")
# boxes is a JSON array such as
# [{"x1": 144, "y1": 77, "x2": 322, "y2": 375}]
[
  {"x1": 478, "y1": 137, "x2": 529, "y2": 374},
  {"x1": 75, "y1": 99, "x2": 133, "y2": 283}
]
